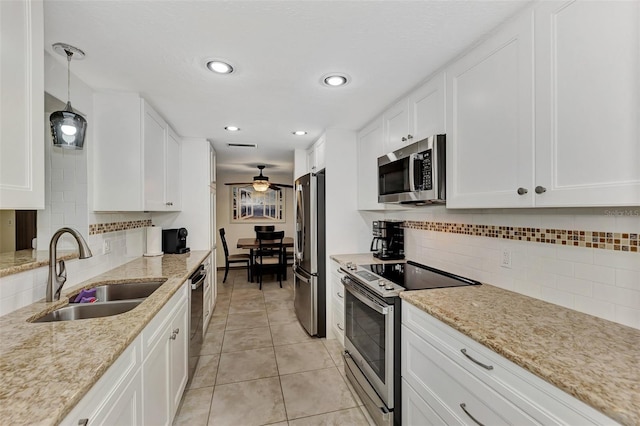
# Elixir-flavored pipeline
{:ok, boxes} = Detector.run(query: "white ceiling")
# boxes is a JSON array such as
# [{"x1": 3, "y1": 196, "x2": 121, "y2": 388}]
[{"x1": 43, "y1": 0, "x2": 531, "y2": 175}]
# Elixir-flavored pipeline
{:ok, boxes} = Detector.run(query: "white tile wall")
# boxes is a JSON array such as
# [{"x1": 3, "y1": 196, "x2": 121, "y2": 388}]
[{"x1": 393, "y1": 207, "x2": 640, "y2": 330}]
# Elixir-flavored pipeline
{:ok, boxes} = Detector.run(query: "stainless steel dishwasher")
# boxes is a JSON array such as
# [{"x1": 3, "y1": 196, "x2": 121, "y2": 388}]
[{"x1": 188, "y1": 264, "x2": 206, "y2": 381}]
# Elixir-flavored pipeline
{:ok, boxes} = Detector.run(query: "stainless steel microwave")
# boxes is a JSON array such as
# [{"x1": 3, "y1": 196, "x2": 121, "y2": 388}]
[{"x1": 377, "y1": 134, "x2": 446, "y2": 204}]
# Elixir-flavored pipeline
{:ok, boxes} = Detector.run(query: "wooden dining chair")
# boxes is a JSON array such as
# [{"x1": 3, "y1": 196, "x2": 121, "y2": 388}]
[
  {"x1": 255, "y1": 230, "x2": 285, "y2": 289},
  {"x1": 219, "y1": 228, "x2": 251, "y2": 283}
]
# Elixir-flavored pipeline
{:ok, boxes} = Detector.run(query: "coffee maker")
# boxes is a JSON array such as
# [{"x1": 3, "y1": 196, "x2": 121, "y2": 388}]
[{"x1": 371, "y1": 220, "x2": 405, "y2": 260}]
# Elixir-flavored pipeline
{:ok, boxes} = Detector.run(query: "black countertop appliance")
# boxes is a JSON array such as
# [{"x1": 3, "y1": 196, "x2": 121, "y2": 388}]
[
  {"x1": 371, "y1": 220, "x2": 404, "y2": 260},
  {"x1": 162, "y1": 228, "x2": 190, "y2": 254}
]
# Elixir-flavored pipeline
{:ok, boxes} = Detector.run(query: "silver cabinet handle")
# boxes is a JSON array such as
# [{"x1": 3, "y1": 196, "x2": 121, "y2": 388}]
[
  {"x1": 337, "y1": 323, "x2": 344, "y2": 331},
  {"x1": 337, "y1": 291, "x2": 343, "y2": 299},
  {"x1": 170, "y1": 328, "x2": 179, "y2": 340},
  {"x1": 407, "y1": 134, "x2": 413, "y2": 139},
  {"x1": 535, "y1": 186, "x2": 547, "y2": 194},
  {"x1": 460, "y1": 403, "x2": 485, "y2": 426},
  {"x1": 166, "y1": 201, "x2": 174, "y2": 206},
  {"x1": 205, "y1": 310, "x2": 210, "y2": 317},
  {"x1": 78, "y1": 419, "x2": 89, "y2": 426},
  {"x1": 401, "y1": 136, "x2": 407, "y2": 141},
  {"x1": 460, "y1": 349, "x2": 493, "y2": 370},
  {"x1": 517, "y1": 187, "x2": 528, "y2": 195}
]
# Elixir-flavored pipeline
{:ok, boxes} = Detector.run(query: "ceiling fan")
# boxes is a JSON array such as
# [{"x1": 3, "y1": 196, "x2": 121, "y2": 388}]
[{"x1": 225, "y1": 165, "x2": 293, "y2": 192}]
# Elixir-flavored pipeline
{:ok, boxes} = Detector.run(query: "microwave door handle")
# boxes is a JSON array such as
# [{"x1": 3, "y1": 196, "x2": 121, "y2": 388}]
[{"x1": 408, "y1": 153, "x2": 417, "y2": 191}]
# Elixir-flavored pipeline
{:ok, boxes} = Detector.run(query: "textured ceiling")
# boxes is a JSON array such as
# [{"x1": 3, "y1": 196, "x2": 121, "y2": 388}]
[{"x1": 43, "y1": 0, "x2": 531, "y2": 174}]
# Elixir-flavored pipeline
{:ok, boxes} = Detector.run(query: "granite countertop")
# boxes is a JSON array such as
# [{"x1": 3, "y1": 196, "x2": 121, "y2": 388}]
[
  {"x1": 0, "y1": 250, "x2": 210, "y2": 425},
  {"x1": 331, "y1": 253, "x2": 638, "y2": 424},
  {"x1": 401, "y1": 285, "x2": 640, "y2": 425},
  {"x1": 0, "y1": 249, "x2": 79, "y2": 278}
]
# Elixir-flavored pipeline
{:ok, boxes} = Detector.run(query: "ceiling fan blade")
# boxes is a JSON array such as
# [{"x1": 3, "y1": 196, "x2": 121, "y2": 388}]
[
  {"x1": 224, "y1": 182, "x2": 253, "y2": 186},
  {"x1": 272, "y1": 183, "x2": 293, "y2": 188}
]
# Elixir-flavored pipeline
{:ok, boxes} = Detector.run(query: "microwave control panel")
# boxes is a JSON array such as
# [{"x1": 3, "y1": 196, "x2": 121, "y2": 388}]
[{"x1": 418, "y1": 150, "x2": 433, "y2": 190}]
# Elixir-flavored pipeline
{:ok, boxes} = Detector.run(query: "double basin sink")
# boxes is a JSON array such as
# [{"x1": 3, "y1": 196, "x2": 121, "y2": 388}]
[{"x1": 31, "y1": 280, "x2": 166, "y2": 323}]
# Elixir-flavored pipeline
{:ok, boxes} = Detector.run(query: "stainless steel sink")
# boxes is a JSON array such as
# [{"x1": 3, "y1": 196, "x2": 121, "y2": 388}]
[
  {"x1": 69, "y1": 280, "x2": 165, "y2": 303},
  {"x1": 31, "y1": 299, "x2": 144, "y2": 323}
]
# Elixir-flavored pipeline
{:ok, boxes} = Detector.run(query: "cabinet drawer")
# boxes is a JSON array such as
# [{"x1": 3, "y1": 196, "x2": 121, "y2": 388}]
[
  {"x1": 331, "y1": 304, "x2": 345, "y2": 345},
  {"x1": 402, "y1": 378, "x2": 462, "y2": 426},
  {"x1": 402, "y1": 302, "x2": 618, "y2": 425},
  {"x1": 61, "y1": 339, "x2": 142, "y2": 426},
  {"x1": 403, "y1": 326, "x2": 537, "y2": 425}
]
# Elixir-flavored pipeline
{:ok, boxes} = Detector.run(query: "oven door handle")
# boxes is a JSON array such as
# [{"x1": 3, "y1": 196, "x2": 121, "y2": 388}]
[{"x1": 343, "y1": 279, "x2": 390, "y2": 315}]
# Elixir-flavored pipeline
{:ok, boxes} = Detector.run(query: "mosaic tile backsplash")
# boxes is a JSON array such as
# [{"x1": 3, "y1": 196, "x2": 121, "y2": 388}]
[
  {"x1": 403, "y1": 221, "x2": 639, "y2": 253},
  {"x1": 89, "y1": 219, "x2": 152, "y2": 235}
]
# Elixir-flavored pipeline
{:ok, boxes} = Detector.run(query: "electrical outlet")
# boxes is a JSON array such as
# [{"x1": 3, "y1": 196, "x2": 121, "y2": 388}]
[
  {"x1": 103, "y1": 239, "x2": 111, "y2": 254},
  {"x1": 501, "y1": 248, "x2": 512, "y2": 268}
]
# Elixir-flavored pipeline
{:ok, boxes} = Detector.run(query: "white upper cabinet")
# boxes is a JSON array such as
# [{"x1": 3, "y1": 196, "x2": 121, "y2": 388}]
[
  {"x1": 382, "y1": 72, "x2": 446, "y2": 154},
  {"x1": 93, "y1": 93, "x2": 182, "y2": 212},
  {"x1": 357, "y1": 117, "x2": 385, "y2": 210},
  {"x1": 408, "y1": 72, "x2": 446, "y2": 142},
  {"x1": 383, "y1": 98, "x2": 412, "y2": 153},
  {"x1": 534, "y1": 0, "x2": 640, "y2": 207},
  {"x1": 447, "y1": 1, "x2": 640, "y2": 208},
  {"x1": 0, "y1": 0, "x2": 44, "y2": 209},
  {"x1": 446, "y1": 11, "x2": 535, "y2": 208}
]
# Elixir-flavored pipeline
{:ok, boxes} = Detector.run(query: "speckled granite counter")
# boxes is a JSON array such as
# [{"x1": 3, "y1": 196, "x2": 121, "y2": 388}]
[
  {"x1": 0, "y1": 250, "x2": 210, "y2": 425},
  {"x1": 330, "y1": 253, "x2": 404, "y2": 266},
  {"x1": 0, "y1": 249, "x2": 78, "y2": 278},
  {"x1": 401, "y1": 285, "x2": 640, "y2": 425}
]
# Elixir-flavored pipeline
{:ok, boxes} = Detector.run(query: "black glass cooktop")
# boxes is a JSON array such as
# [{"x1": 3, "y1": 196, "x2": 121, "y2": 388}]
[{"x1": 361, "y1": 261, "x2": 481, "y2": 290}]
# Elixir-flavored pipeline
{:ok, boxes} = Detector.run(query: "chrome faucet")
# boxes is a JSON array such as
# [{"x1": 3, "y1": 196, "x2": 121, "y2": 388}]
[{"x1": 46, "y1": 227, "x2": 93, "y2": 302}]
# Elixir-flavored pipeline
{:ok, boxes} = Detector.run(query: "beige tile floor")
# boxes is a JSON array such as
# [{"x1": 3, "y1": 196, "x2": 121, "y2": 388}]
[{"x1": 173, "y1": 268, "x2": 373, "y2": 426}]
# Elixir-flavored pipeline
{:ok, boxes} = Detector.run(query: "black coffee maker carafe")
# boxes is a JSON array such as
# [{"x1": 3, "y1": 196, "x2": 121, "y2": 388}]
[{"x1": 371, "y1": 220, "x2": 404, "y2": 260}]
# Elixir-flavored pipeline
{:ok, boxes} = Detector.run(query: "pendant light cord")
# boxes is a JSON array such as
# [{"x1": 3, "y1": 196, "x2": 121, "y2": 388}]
[{"x1": 65, "y1": 49, "x2": 73, "y2": 104}]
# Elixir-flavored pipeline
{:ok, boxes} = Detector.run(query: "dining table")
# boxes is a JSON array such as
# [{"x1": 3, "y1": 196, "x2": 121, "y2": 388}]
[{"x1": 237, "y1": 236, "x2": 294, "y2": 282}]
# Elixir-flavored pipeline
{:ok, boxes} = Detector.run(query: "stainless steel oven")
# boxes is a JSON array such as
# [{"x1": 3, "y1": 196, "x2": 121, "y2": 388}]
[
  {"x1": 342, "y1": 273, "x2": 402, "y2": 426},
  {"x1": 341, "y1": 261, "x2": 481, "y2": 426}
]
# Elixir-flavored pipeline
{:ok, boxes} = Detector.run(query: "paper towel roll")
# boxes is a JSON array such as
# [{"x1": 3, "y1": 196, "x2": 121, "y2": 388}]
[{"x1": 144, "y1": 226, "x2": 163, "y2": 256}]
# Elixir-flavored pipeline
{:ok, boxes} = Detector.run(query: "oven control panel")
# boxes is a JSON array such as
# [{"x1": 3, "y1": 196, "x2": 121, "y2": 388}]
[{"x1": 341, "y1": 263, "x2": 404, "y2": 298}]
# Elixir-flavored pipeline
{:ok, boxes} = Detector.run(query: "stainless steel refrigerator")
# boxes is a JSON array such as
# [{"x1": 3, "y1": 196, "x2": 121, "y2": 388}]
[{"x1": 293, "y1": 170, "x2": 326, "y2": 337}]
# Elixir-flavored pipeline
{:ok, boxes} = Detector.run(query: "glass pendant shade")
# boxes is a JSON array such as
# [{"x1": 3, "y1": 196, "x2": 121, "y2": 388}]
[
  {"x1": 50, "y1": 102, "x2": 87, "y2": 150},
  {"x1": 252, "y1": 180, "x2": 270, "y2": 192},
  {"x1": 49, "y1": 43, "x2": 86, "y2": 150}
]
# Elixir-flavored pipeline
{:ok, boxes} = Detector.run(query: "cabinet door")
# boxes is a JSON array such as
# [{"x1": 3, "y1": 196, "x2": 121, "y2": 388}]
[
  {"x1": 143, "y1": 104, "x2": 167, "y2": 211},
  {"x1": 383, "y1": 99, "x2": 411, "y2": 153},
  {"x1": 307, "y1": 148, "x2": 317, "y2": 173},
  {"x1": 165, "y1": 127, "x2": 181, "y2": 210},
  {"x1": 92, "y1": 369, "x2": 143, "y2": 426},
  {"x1": 409, "y1": 72, "x2": 446, "y2": 141},
  {"x1": 169, "y1": 301, "x2": 189, "y2": 419},
  {"x1": 446, "y1": 12, "x2": 535, "y2": 208},
  {"x1": 314, "y1": 136, "x2": 326, "y2": 171},
  {"x1": 357, "y1": 117, "x2": 386, "y2": 210},
  {"x1": 534, "y1": 1, "x2": 640, "y2": 206},
  {"x1": 142, "y1": 331, "x2": 171, "y2": 425},
  {"x1": 0, "y1": 0, "x2": 44, "y2": 209}
]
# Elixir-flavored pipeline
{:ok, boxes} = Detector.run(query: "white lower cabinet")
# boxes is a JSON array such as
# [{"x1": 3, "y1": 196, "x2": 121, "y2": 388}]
[
  {"x1": 62, "y1": 282, "x2": 189, "y2": 426},
  {"x1": 142, "y1": 284, "x2": 189, "y2": 425},
  {"x1": 329, "y1": 260, "x2": 345, "y2": 344},
  {"x1": 401, "y1": 302, "x2": 618, "y2": 426}
]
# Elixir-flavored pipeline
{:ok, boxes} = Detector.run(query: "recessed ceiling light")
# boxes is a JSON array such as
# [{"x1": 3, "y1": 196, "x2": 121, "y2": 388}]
[
  {"x1": 292, "y1": 131, "x2": 307, "y2": 136},
  {"x1": 207, "y1": 60, "x2": 234, "y2": 74},
  {"x1": 322, "y1": 73, "x2": 349, "y2": 87},
  {"x1": 225, "y1": 126, "x2": 240, "y2": 132}
]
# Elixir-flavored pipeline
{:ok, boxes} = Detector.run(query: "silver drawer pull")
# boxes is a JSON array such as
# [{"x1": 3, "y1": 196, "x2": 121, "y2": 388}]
[
  {"x1": 460, "y1": 403, "x2": 485, "y2": 426},
  {"x1": 337, "y1": 323, "x2": 344, "y2": 331},
  {"x1": 78, "y1": 419, "x2": 89, "y2": 426},
  {"x1": 461, "y1": 349, "x2": 493, "y2": 370},
  {"x1": 337, "y1": 291, "x2": 343, "y2": 298}
]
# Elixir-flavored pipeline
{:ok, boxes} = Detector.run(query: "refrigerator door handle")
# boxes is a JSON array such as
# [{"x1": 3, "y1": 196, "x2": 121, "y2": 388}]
[
  {"x1": 293, "y1": 268, "x2": 312, "y2": 284},
  {"x1": 295, "y1": 183, "x2": 304, "y2": 261}
]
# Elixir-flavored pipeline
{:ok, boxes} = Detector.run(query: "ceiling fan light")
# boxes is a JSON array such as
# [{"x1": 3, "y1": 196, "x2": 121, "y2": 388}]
[{"x1": 252, "y1": 180, "x2": 270, "y2": 192}]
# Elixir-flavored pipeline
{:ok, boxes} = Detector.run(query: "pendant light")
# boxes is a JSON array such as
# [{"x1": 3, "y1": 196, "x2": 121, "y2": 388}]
[{"x1": 49, "y1": 43, "x2": 87, "y2": 150}]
